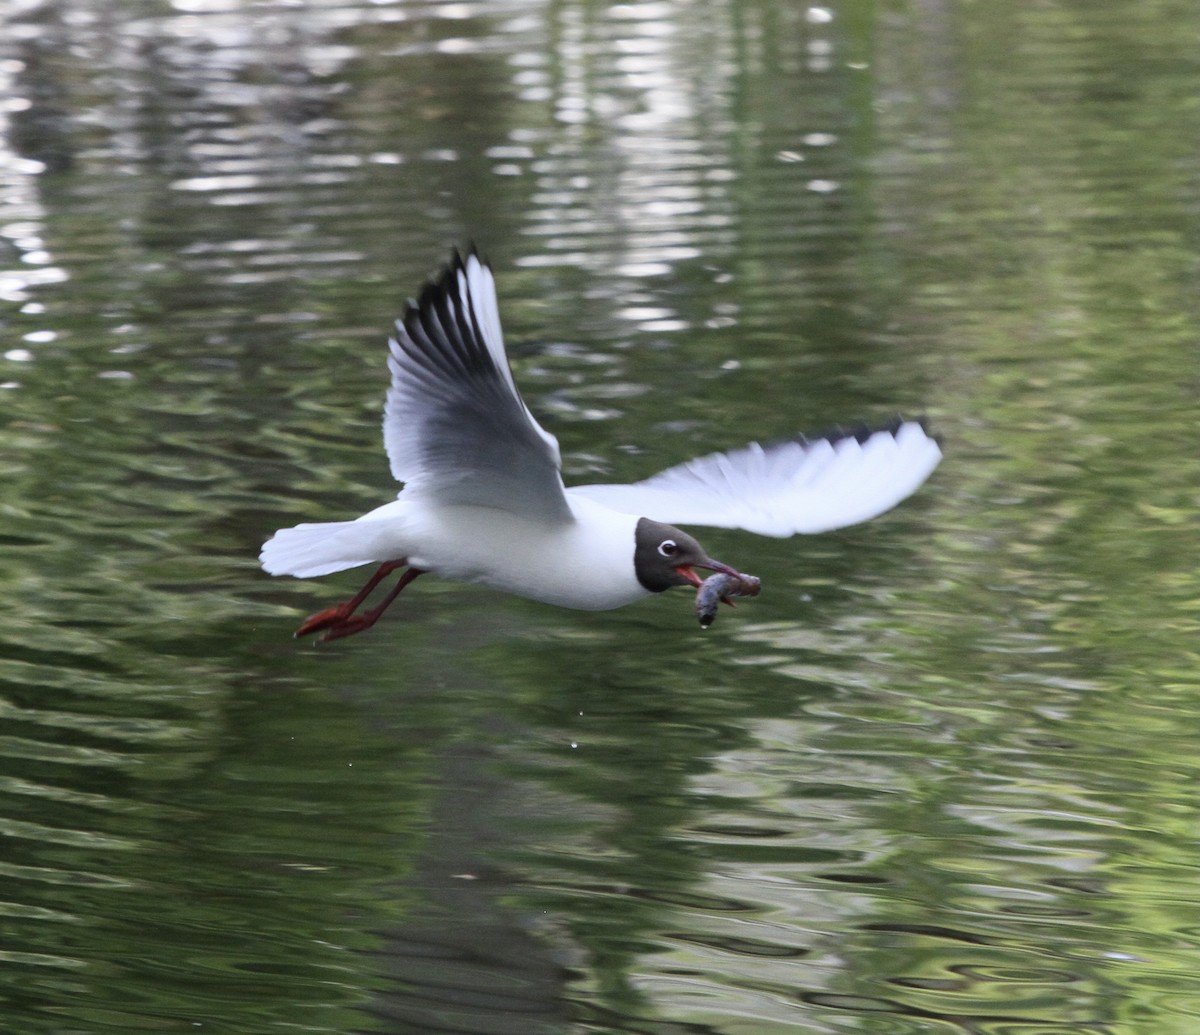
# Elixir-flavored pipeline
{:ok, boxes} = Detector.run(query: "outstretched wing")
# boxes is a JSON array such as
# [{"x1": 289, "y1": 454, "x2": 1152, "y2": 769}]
[
  {"x1": 384, "y1": 249, "x2": 572, "y2": 523},
  {"x1": 567, "y1": 420, "x2": 941, "y2": 536}
]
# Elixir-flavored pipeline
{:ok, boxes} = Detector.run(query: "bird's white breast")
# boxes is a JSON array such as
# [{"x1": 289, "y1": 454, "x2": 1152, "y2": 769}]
[{"x1": 374, "y1": 495, "x2": 649, "y2": 610}]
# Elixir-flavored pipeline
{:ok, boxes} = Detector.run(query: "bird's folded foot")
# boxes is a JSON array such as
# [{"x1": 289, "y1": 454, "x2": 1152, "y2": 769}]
[
  {"x1": 315, "y1": 614, "x2": 380, "y2": 642},
  {"x1": 293, "y1": 563, "x2": 425, "y2": 642},
  {"x1": 297, "y1": 601, "x2": 396, "y2": 642},
  {"x1": 295, "y1": 605, "x2": 383, "y2": 641},
  {"x1": 295, "y1": 604, "x2": 353, "y2": 639}
]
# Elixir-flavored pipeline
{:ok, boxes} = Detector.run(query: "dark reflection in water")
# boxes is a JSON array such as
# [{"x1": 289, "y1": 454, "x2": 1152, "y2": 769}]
[{"x1": 0, "y1": 0, "x2": 1198, "y2": 1033}]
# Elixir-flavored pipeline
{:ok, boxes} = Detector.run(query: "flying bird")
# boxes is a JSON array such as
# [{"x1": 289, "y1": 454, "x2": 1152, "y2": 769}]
[{"x1": 261, "y1": 250, "x2": 941, "y2": 640}]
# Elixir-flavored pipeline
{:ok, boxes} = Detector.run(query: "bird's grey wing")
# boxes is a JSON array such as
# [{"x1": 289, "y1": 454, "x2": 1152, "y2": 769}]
[
  {"x1": 568, "y1": 420, "x2": 941, "y2": 536},
  {"x1": 384, "y1": 249, "x2": 572, "y2": 523}
]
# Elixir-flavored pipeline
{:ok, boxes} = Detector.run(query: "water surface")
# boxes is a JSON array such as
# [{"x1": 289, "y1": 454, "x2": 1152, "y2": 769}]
[{"x1": 0, "y1": 1, "x2": 1197, "y2": 1033}]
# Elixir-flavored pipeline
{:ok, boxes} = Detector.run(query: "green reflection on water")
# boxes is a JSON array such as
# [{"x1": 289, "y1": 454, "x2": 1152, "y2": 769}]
[{"x1": 0, "y1": 0, "x2": 1197, "y2": 1032}]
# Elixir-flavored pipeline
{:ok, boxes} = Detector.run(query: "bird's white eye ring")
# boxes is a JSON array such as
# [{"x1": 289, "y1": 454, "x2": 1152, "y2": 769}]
[{"x1": 657, "y1": 539, "x2": 678, "y2": 558}]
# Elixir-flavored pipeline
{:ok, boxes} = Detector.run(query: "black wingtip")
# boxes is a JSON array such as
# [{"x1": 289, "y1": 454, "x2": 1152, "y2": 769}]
[
  {"x1": 401, "y1": 246, "x2": 479, "y2": 328},
  {"x1": 448, "y1": 242, "x2": 488, "y2": 279},
  {"x1": 912, "y1": 414, "x2": 942, "y2": 448},
  {"x1": 404, "y1": 245, "x2": 490, "y2": 312},
  {"x1": 902, "y1": 414, "x2": 942, "y2": 449},
  {"x1": 390, "y1": 245, "x2": 501, "y2": 381},
  {"x1": 794, "y1": 415, "x2": 940, "y2": 450}
]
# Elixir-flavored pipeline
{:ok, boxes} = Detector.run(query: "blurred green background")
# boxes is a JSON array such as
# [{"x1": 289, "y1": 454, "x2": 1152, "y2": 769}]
[{"x1": 0, "y1": 1, "x2": 1197, "y2": 1032}]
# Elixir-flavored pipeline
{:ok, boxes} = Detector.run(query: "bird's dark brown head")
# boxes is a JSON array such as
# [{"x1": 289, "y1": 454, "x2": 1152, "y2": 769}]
[{"x1": 633, "y1": 517, "x2": 741, "y2": 593}]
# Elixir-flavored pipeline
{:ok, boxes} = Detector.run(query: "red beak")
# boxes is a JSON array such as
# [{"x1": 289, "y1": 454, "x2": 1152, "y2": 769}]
[{"x1": 674, "y1": 558, "x2": 741, "y2": 588}]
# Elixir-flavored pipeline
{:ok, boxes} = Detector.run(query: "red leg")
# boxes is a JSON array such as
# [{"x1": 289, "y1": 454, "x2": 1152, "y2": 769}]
[
  {"x1": 295, "y1": 562, "x2": 424, "y2": 641},
  {"x1": 317, "y1": 567, "x2": 425, "y2": 642}
]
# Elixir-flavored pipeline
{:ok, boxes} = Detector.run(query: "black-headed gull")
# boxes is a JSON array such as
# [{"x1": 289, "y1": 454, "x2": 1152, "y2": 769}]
[{"x1": 261, "y1": 250, "x2": 941, "y2": 640}]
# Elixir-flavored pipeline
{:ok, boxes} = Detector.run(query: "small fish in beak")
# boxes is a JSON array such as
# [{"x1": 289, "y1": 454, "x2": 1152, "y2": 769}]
[{"x1": 696, "y1": 571, "x2": 762, "y2": 628}]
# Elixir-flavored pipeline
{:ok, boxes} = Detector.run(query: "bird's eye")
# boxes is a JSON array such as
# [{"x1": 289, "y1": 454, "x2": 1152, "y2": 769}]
[{"x1": 657, "y1": 539, "x2": 679, "y2": 558}]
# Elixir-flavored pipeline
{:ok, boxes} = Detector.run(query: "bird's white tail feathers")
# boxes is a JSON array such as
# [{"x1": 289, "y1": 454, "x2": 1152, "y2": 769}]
[{"x1": 260, "y1": 521, "x2": 392, "y2": 579}]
